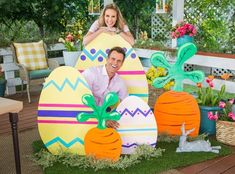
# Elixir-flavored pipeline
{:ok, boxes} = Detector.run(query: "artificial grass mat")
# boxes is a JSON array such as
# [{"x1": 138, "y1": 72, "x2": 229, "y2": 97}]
[{"x1": 32, "y1": 139, "x2": 232, "y2": 174}]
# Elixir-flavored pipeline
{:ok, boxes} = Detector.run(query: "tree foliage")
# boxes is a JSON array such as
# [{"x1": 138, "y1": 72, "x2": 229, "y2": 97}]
[
  {"x1": 0, "y1": 0, "x2": 89, "y2": 37},
  {"x1": 184, "y1": 0, "x2": 235, "y2": 53},
  {"x1": 114, "y1": 0, "x2": 155, "y2": 38}
]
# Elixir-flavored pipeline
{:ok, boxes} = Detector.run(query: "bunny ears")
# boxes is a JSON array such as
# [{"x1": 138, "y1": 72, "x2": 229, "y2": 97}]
[{"x1": 150, "y1": 43, "x2": 205, "y2": 91}]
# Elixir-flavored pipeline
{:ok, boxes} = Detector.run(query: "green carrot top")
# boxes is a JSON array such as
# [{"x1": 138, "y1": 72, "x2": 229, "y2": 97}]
[
  {"x1": 150, "y1": 43, "x2": 205, "y2": 91},
  {"x1": 76, "y1": 92, "x2": 121, "y2": 129}
]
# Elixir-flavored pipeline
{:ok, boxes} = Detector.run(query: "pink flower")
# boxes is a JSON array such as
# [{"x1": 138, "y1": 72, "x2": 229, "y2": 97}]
[
  {"x1": 208, "y1": 81, "x2": 214, "y2": 88},
  {"x1": 66, "y1": 34, "x2": 73, "y2": 42},
  {"x1": 219, "y1": 101, "x2": 226, "y2": 108},
  {"x1": 229, "y1": 98, "x2": 234, "y2": 104},
  {"x1": 206, "y1": 78, "x2": 211, "y2": 83},
  {"x1": 171, "y1": 22, "x2": 196, "y2": 38},
  {"x1": 214, "y1": 113, "x2": 218, "y2": 121},
  {"x1": 192, "y1": 28, "x2": 197, "y2": 34},
  {"x1": 228, "y1": 112, "x2": 235, "y2": 121},
  {"x1": 208, "y1": 111, "x2": 218, "y2": 121}
]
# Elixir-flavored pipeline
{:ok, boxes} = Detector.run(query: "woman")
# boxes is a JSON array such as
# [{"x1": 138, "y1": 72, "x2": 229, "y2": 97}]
[{"x1": 83, "y1": 3, "x2": 134, "y2": 46}]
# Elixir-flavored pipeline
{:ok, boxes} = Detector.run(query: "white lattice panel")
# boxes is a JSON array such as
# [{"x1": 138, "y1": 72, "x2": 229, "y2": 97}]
[{"x1": 151, "y1": 13, "x2": 172, "y2": 45}]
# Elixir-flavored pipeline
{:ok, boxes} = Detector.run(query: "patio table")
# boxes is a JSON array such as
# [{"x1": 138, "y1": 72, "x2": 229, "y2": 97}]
[{"x1": 0, "y1": 97, "x2": 23, "y2": 174}]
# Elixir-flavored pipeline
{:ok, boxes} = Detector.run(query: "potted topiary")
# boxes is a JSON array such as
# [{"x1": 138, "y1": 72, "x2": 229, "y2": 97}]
[{"x1": 0, "y1": 66, "x2": 6, "y2": 97}]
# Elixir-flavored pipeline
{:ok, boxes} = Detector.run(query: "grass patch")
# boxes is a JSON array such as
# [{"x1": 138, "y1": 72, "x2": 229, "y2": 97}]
[{"x1": 32, "y1": 139, "x2": 232, "y2": 174}]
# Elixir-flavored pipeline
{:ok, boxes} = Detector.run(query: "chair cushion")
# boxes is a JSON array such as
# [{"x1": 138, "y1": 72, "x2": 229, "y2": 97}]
[
  {"x1": 29, "y1": 69, "x2": 52, "y2": 80},
  {"x1": 13, "y1": 40, "x2": 48, "y2": 70}
]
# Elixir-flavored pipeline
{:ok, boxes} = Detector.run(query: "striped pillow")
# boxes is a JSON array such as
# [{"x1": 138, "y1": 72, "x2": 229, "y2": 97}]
[{"x1": 13, "y1": 40, "x2": 48, "y2": 70}]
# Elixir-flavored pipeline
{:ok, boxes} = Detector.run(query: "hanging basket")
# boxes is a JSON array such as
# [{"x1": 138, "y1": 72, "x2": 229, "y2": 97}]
[
  {"x1": 148, "y1": 85, "x2": 165, "y2": 109},
  {"x1": 216, "y1": 120, "x2": 235, "y2": 146}
]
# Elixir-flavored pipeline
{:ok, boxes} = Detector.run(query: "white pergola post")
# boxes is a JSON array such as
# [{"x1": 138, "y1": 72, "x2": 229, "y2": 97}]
[
  {"x1": 172, "y1": 0, "x2": 185, "y2": 48},
  {"x1": 104, "y1": 0, "x2": 113, "y2": 6}
]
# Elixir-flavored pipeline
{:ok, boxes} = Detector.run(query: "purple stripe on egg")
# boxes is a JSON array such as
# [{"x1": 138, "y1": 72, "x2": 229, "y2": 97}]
[{"x1": 37, "y1": 110, "x2": 92, "y2": 117}]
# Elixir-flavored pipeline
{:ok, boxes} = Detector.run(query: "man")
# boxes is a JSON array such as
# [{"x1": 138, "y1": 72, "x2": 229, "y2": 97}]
[{"x1": 82, "y1": 46, "x2": 128, "y2": 128}]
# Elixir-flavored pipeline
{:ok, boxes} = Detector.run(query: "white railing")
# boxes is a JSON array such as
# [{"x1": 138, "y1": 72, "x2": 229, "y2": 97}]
[
  {"x1": 1, "y1": 45, "x2": 235, "y2": 95},
  {"x1": 135, "y1": 48, "x2": 235, "y2": 94}
]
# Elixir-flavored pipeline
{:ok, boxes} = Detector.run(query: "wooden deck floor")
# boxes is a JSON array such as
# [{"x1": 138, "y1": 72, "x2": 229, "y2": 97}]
[
  {"x1": 1, "y1": 91, "x2": 235, "y2": 173},
  {"x1": 0, "y1": 91, "x2": 40, "y2": 135}
]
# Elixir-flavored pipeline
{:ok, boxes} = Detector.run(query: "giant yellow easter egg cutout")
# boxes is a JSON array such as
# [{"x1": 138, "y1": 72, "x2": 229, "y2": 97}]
[
  {"x1": 75, "y1": 33, "x2": 148, "y2": 102},
  {"x1": 38, "y1": 66, "x2": 96, "y2": 155}
]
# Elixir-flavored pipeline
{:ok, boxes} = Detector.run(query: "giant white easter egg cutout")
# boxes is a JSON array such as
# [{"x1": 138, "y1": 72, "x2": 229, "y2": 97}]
[
  {"x1": 116, "y1": 96, "x2": 158, "y2": 154},
  {"x1": 75, "y1": 33, "x2": 149, "y2": 102},
  {"x1": 38, "y1": 66, "x2": 96, "y2": 155}
]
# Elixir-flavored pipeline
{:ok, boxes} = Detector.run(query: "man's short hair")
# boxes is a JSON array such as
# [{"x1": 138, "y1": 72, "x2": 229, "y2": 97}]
[{"x1": 107, "y1": 46, "x2": 126, "y2": 62}]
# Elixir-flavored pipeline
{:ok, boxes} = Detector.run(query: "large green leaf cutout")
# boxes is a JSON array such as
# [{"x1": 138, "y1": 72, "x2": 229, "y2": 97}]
[
  {"x1": 150, "y1": 43, "x2": 205, "y2": 91},
  {"x1": 76, "y1": 92, "x2": 121, "y2": 130}
]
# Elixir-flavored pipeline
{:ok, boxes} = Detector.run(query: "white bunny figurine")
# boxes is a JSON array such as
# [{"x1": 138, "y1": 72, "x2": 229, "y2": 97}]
[{"x1": 176, "y1": 123, "x2": 221, "y2": 153}]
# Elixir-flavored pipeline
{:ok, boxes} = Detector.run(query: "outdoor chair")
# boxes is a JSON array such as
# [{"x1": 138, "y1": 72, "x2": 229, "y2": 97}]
[{"x1": 11, "y1": 40, "x2": 59, "y2": 103}]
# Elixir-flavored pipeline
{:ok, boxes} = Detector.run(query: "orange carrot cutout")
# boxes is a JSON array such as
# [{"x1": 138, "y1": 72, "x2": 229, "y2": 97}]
[
  {"x1": 151, "y1": 43, "x2": 204, "y2": 136},
  {"x1": 76, "y1": 92, "x2": 122, "y2": 161}
]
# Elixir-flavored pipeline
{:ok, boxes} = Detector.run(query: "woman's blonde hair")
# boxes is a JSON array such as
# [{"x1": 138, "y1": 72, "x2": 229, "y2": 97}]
[{"x1": 98, "y1": 3, "x2": 126, "y2": 30}]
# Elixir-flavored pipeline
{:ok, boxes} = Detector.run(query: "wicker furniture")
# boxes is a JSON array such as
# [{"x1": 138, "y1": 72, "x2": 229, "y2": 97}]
[
  {"x1": 11, "y1": 42, "x2": 59, "y2": 103},
  {"x1": 216, "y1": 120, "x2": 235, "y2": 146}
]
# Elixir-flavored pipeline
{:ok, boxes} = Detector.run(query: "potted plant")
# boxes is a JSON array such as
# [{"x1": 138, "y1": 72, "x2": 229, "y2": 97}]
[
  {"x1": 171, "y1": 21, "x2": 197, "y2": 47},
  {"x1": 58, "y1": 31, "x2": 83, "y2": 67},
  {"x1": 215, "y1": 99, "x2": 235, "y2": 146},
  {"x1": 196, "y1": 75, "x2": 226, "y2": 135},
  {"x1": 0, "y1": 66, "x2": 6, "y2": 97}
]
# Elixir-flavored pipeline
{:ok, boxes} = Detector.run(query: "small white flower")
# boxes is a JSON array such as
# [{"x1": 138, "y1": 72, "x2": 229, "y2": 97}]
[
  {"x1": 78, "y1": 30, "x2": 83, "y2": 35},
  {"x1": 58, "y1": 38, "x2": 65, "y2": 43}
]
